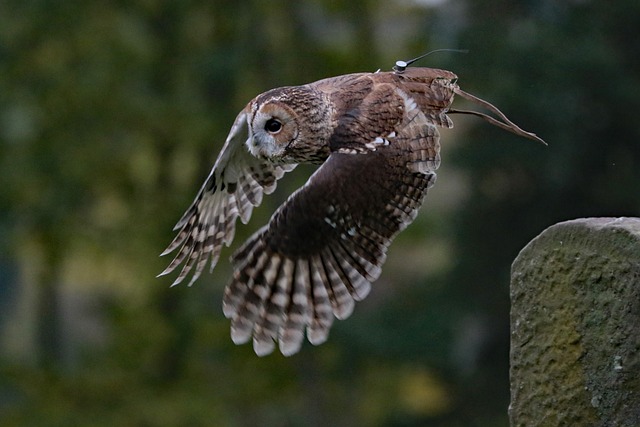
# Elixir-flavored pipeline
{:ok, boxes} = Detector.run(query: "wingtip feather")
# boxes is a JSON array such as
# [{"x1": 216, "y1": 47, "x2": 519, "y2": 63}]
[
  {"x1": 279, "y1": 327, "x2": 305, "y2": 356},
  {"x1": 253, "y1": 338, "x2": 276, "y2": 357}
]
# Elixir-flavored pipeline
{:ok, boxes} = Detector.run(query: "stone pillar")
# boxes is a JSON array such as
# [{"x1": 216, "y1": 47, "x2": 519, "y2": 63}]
[{"x1": 510, "y1": 218, "x2": 640, "y2": 427}]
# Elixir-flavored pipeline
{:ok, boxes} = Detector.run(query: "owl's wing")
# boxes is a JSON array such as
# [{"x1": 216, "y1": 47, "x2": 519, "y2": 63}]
[
  {"x1": 223, "y1": 94, "x2": 442, "y2": 356},
  {"x1": 159, "y1": 110, "x2": 296, "y2": 286}
]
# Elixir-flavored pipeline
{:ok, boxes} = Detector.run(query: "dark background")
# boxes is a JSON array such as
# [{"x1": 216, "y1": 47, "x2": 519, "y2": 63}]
[{"x1": 1, "y1": 0, "x2": 639, "y2": 425}]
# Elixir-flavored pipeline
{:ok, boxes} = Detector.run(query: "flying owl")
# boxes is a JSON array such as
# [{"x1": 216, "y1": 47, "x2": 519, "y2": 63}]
[{"x1": 159, "y1": 61, "x2": 544, "y2": 357}]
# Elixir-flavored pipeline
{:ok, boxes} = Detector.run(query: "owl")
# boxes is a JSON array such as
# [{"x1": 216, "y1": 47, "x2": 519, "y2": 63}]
[{"x1": 159, "y1": 63, "x2": 544, "y2": 357}]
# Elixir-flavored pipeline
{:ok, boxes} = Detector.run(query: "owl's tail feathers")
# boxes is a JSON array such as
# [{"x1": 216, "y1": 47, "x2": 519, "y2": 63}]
[
  {"x1": 222, "y1": 227, "x2": 382, "y2": 357},
  {"x1": 450, "y1": 87, "x2": 547, "y2": 145}
]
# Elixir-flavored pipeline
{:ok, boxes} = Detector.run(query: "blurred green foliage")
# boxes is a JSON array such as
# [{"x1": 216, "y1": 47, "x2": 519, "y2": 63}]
[{"x1": 1, "y1": 0, "x2": 639, "y2": 426}]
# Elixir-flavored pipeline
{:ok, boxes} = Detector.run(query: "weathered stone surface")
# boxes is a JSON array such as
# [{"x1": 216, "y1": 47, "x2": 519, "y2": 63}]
[{"x1": 510, "y1": 218, "x2": 640, "y2": 427}]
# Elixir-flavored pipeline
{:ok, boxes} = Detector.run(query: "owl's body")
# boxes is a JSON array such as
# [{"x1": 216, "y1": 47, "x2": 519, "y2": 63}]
[{"x1": 160, "y1": 66, "x2": 543, "y2": 356}]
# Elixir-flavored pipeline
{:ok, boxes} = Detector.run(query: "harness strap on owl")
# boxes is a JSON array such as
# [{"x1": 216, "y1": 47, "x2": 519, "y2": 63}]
[{"x1": 450, "y1": 87, "x2": 547, "y2": 145}]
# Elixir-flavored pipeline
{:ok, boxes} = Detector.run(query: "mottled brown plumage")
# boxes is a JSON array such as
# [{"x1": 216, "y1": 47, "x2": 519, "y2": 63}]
[{"x1": 159, "y1": 65, "x2": 544, "y2": 356}]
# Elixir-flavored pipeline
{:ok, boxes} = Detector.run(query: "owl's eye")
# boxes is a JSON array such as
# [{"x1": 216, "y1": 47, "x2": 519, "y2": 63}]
[{"x1": 265, "y1": 118, "x2": 282, "y2": 134}]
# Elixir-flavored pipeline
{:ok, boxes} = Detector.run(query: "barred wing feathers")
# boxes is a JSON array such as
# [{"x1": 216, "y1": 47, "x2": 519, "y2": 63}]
[
  {"x1": 159, "y1": 110, "x2": 296, "y2": 286},
  {"x1": 223, "y1": 100, "x2": 442, "y2": 356}
]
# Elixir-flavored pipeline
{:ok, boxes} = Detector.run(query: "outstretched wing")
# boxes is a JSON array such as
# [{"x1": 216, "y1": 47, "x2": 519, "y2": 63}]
[
  {"x1": 159, "y1": 109, "x2": 296, "y2": 286},
  {"x1": 222, "y1": 94, "x2": 445, "y2": 356}
]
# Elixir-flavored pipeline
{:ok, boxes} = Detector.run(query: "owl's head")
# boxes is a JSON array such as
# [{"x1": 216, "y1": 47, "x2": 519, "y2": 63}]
[{"x1": 246, "y1": 86, "x2": 330, "y2": 162}]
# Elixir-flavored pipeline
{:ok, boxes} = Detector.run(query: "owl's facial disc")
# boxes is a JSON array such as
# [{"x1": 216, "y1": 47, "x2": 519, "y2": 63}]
[{"x1": 248, "y1": 103, "x2": 298, "y2": 159}]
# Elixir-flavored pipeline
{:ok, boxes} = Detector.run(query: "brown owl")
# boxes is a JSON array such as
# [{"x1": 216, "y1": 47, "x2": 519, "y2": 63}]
[{"x1": 159, "y1": 64, "x2": 544, "y2": 356}]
